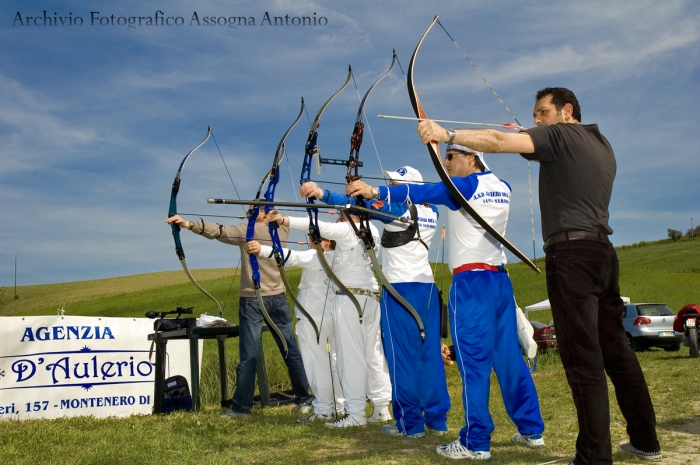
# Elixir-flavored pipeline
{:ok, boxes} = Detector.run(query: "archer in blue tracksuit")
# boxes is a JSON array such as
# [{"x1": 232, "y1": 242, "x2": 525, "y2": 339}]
[
  {"x1": 346, "y1": 147, "x2": 544, "y2": 461},
  {"x1": 301, "y1": 165, "x2": 450, "y2": 438}
]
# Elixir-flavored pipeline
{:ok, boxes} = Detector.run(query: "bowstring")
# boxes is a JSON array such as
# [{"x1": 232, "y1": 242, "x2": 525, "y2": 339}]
[{"x1": 210, "y1": 128, "x2": 246, "y2": 318}]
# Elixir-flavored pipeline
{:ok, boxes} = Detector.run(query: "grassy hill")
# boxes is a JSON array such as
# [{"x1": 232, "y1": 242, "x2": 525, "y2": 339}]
[
  {"x1": 2, "y1": 238, "x2": 698, "y2": 319},
  {"x1": 0, "y1": 239, "x2": 698, "y2": 464}
]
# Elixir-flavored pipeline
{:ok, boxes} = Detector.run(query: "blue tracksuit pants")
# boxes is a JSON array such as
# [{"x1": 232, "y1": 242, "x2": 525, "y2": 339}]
[
  {"x1": 380, "y1": 281, "x2": 450, "y2": 435},
  {"x1": 450, "y1": 270, "x2": 544, "y2": 451}
]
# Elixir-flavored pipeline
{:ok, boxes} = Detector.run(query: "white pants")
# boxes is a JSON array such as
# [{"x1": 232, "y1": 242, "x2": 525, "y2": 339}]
[
  {"x1": 333, "y1": 294, "x2": 391, "y2": 417},
  {"x1": 295, "y1": 318, "x2": 344, "y2": 416}
]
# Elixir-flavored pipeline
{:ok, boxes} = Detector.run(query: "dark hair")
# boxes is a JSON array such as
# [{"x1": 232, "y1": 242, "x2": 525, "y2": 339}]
[
  {"x1": 473, "y1": 154, "x2": 486, "y2": 172},
  {"x1": 320, "y1": 237, "x2": 337, "y2": 250},
  {"x1": 536, "y1": 87, "x2": 581, "y2": 122}
]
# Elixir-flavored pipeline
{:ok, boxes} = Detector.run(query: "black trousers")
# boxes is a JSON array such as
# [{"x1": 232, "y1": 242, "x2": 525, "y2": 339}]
[{"x1": 545, "y1": 239, "x2": 660, "y2": 465}]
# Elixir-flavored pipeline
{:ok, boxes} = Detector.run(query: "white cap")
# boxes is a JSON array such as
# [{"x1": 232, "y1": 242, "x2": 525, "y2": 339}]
[
  {"x1": 383, "y1": 166, "x2": 423, "y2": 183},
  {"x1": 446, "y1": 144, "x2": 489, "y2": 171}
]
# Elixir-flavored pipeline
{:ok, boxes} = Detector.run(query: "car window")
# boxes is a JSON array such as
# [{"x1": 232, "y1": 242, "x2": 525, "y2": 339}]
[
  {"x1": 530, "y1": 321, "x2": 546, "y2": 329},
  {"x1": 636, "y1": 305, "x2": 674, "y2": 316}
]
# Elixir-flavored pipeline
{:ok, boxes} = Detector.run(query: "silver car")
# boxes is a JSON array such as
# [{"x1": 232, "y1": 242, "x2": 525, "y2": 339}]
[{"x1": 622, "y1": 303, "x2": 682, "y2": 351}]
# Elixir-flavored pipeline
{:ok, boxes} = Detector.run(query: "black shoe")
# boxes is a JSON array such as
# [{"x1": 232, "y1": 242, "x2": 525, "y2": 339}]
[{"x1": 618, "y1": 441, "x2": 662, "y2": 461}]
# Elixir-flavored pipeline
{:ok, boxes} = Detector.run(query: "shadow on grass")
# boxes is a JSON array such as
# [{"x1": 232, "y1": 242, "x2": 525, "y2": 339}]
[{"x1": 659, "y1": 415, "x2": 700, "y2": 435}]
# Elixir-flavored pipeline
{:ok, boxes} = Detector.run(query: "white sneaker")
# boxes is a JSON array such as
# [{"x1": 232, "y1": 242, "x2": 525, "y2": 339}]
[
  {"x1": 426, "y1": 425, "x2": 448, "y2": 436},
  {"x1": 512, "y1": 432, "x2": 545, "y2": 448},
  {"x1": 296, "y1": 413, "x2": 333, "y2": 423},
  {"x1": 291, "y1": 401, "x2": 313, "y2": 414},
  {"x1": 367, "y1": 406, "x2": 392, "y2": 423},
  {"x1": 436, "y1": 439, "x2": 491, "y2": 461},
  {"x1": 325, "y1": 414, "x2": 367, "y2": 428}
]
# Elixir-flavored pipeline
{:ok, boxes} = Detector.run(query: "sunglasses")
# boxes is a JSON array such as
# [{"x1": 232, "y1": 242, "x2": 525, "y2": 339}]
[{"x1": 445, "y1": 151, "x2": 473, "y2": 161}]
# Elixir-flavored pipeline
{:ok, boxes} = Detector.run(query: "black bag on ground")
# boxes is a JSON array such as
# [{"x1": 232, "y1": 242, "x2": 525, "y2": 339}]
[{"x1": 163, "y1": 375, "x2": 192, "y2": 413}]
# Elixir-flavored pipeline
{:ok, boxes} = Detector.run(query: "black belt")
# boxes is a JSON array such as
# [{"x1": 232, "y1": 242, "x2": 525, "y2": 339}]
[{"x1": 544, "y1": 230, "x2": 608, "y2": 250}]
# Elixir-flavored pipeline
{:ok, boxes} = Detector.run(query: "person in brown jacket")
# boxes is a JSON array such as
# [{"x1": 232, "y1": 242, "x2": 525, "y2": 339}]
[{"x1": 166, "y1": 211, "x2": 310, "y2": 418}]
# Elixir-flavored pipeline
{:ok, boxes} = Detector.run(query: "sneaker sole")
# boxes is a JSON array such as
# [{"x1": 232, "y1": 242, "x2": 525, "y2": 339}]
[
  {"x1": 513, "y1": 434, "x2": 545, "y2": 449},
  {"x1": 619, "y1": 444, "x2": 662, "y2": 462},
  {"x1": 426, "y1": 427, "x2": 447, "y2": 436}
]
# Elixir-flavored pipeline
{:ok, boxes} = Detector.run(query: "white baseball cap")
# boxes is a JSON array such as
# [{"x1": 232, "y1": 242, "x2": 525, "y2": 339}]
[
  {"x1": 446, "y1": 144, "x2": 489, "y2": 171},
  {"x1": 383, "y1": 166, "x2": 423, "y2": 183}
]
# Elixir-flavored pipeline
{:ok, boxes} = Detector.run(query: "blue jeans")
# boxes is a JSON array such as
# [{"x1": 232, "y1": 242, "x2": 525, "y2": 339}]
[{"x1": 230, "y1": 294, "x2": 310, "y2": 414}]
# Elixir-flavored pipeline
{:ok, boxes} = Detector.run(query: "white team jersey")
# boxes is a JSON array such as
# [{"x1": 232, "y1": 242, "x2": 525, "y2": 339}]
[
  {"x1": 258, "y1": 245, "x2": 335, "y2": 322},
  {"x1": 288, "y1": 216, "x2": 379, "y2": 292},
  {"x1": 381, "y1": 204, "x2": 437, "y2": 283},
  {"x1": 448, "y1": 172, "x2": 509, "y2": 271}
]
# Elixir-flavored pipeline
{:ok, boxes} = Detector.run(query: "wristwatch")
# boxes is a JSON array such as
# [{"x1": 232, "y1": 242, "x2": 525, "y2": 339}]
[
  {"x1": 447, "y1": 128, "x2": 456, "y2": 144},
  {"x1": 371, "y1": 186, "x2": 380, "y2": 199},
  {"x1": 188, "y1": 221, "x2": 194, "y2": 230}
]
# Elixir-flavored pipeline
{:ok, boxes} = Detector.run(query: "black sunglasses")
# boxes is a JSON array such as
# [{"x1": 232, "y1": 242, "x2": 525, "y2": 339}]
[{"x1": 445, "y1": 151, "x2": 473, "y2": 161}]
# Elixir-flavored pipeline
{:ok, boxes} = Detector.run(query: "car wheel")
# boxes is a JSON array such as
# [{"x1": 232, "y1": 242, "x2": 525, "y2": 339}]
[
  {"x1": 663, "y1": 344, "x2": 680, "y2": 352},
  {"x1": 689, "y1": 328, "x2": 699, "y2": 358},
  {"x1": 626, "y1": 333, "x2": 643, "y2": 352}
]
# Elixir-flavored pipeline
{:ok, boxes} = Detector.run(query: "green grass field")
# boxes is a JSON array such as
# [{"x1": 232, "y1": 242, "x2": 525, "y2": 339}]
[{"x1": 0, "y1": 238, "x2": 698, "y2": 464}]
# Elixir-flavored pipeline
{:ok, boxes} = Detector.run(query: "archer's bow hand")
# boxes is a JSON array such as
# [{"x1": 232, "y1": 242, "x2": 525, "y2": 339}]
[
  {"x1": 418, "y1": 119, "x2": 449, "y2": 144},
  {"x1": 245, "y1": 240, "x2": 262, "y2": 256},
  {"x1": 299, "y1": 182, "x2": 323, "y2": 200},
  {"x1": 345, "y1": 180, "x2": 373, "y2": 199},
  {"x1": 166, "y1": 214, "x2": 188, "y2": 228},
  {"x1": 265, "y1": 210, "x2": 287, "y2": 227}
]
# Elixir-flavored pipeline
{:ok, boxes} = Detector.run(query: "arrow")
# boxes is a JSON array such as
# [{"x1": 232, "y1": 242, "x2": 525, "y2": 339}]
[{"x1": 378, "y1": 115, "x2": 523, "y2": 131}]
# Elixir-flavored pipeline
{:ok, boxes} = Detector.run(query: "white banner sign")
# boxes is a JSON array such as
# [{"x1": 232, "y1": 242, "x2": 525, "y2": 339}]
[{"x1": 0, "y1": 316, "x2": 197, "y2": 420}]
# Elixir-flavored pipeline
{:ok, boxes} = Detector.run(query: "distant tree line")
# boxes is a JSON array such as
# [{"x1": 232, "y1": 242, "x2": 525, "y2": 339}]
[{"x1": 668, "y1": 225, "x2": 700, "y2": 241}]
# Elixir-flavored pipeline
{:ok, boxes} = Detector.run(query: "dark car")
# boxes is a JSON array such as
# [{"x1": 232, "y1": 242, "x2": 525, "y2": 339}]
[
  {"x1": 531, "y1": 321, "x2": 557, "y2": 352},
  {"x1": 622, "y1": 303, "x2": 682, "y2": 351}
]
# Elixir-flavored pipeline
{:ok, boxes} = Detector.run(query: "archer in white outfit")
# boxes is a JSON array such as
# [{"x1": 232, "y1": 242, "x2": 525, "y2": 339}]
[
  {"x1": 247, "y1": 238, "x2": 344, "y2": 422},
  {"x1": 267, "y1": 210, "x2": 391, "y2": 428}
]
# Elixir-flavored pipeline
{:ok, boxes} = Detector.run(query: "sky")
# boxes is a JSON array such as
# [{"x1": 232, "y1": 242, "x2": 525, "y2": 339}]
[{"x1": 1, "y1": 0, "x2": 698, "y2": 286}]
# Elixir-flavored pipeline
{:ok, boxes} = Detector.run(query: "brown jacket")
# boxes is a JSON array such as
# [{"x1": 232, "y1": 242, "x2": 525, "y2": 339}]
[{"x1": 190, "y1": 220, "x2": 290, "y2": 298}]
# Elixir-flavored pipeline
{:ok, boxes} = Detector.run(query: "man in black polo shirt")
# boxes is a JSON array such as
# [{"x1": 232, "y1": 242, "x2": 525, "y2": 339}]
[{"x1": 415, "y1": 87, "x2": 661, "y2": 464}]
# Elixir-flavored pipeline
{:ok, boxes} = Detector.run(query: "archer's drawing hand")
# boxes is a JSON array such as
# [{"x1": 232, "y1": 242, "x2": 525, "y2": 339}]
[
  {"x1": 418, "y1": 119, "x2": 448, "y2": 144},
  {"x1": 300, "y1": 182, "x2": 323, "y2": 199},
  {"x1": 245, "y1": 240, "x2": 261, "y2": 256},
  {"x1": 345, "y1": 180, "x2": 373, "y2": 198}
]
